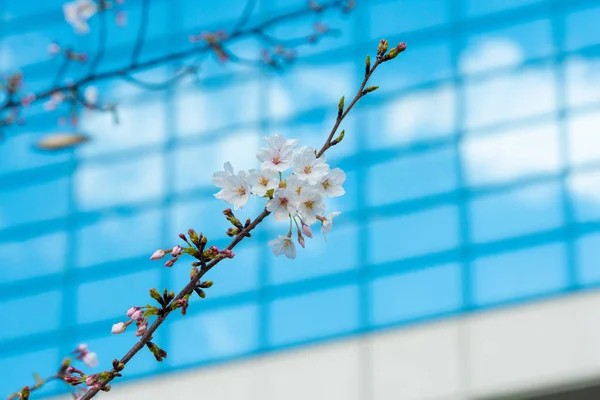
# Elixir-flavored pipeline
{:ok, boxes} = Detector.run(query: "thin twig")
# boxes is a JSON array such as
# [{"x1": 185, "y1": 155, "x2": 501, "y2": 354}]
[
  {"x1": 78, "y1": 48, "x2": 386, "y2": 400},
  {"x1": 316, "y1": 59, "x2": 382, "y2": 158},
  {"x1": 0, "y1": 0, "x2": 347, "y2": 114},
  {"x1": 52, "y1": 57, "x2": 71, "y2": 87},
  {"x1": 130, "y1": 0, "x2": 150, "y2": 66},
  {"x1": 231, "y1": 0, "x2": 258, "y2": 35},
  {"x1": 88, "y1": 8, "x2": 108, "y2": 75}
]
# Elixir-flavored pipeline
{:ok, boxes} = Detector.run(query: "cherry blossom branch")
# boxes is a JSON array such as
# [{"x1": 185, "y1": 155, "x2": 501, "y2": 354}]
[
  {"x1": 7, "y1": 346, "x2": 98, "y2": 400},
  {"x1": 0, "y1": 0, "x2": 353, "y2": 138},
  {"x1": 73, "y1": 39, "x2": 406, "y2": 400}
]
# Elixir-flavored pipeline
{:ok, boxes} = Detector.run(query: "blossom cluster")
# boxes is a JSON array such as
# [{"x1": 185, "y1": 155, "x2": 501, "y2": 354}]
[
  {"x1": 63, "y1": 0, "x2": 126, "y2": 34},
  {"x1": 73, "y1": 344, "x2": 99, "y2": 368},
  {"x1": 212, "y1": 134, "x2": 343, "y2": 259},
  {"x1": 111, "y1": 306, "x2": 150, "y2": 336}
]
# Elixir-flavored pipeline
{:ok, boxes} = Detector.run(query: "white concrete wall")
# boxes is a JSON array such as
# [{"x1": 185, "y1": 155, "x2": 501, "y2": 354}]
[{"x1": 59, "y1": 289, "x2": 600, "y2": 400}]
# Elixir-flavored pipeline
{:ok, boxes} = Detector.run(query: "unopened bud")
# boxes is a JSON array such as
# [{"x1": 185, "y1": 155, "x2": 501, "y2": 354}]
[
  {"x1": 150, "y1": 249, "x2": 166, "y2": 260},
  {"x1": 362, "y1": 86, "x2": 379, "y2": 95},
  {"x1": 302, "y1": 222, "x2": 313, "y2": 238},
  {"x1": 298, "y1": 233, "x2": 305, "y2": 249},
  {"x1": 194, "y1": 288, "x2": 206, "y2": 298},
  {"x1": 338, "y1": 96, "x2": 345, "y2": 118},
  {"x1": 377, "y1": 39, "x2": 388, "y2": 56},
  {"x1": 331, "y1": 130, "x2": 345, "y2": 146},
  {"x1": 149, "y1": 288, "x2": 162, "y2": 303},
  {"x1": 365, "y1": 54, "x2": 371, "y2": 75},
  {"x1": 227, "y1": 227, "x2": 239, "y2": 237},
  {"x1": 20, "y1": 386, "x2": 30, "y2": 400},
  {"x1": 384, "y1": 42, "x2": 407, "y2": 61},
  {"x1": 188, "y1": 229, "x2": 199, "y2": 244}
]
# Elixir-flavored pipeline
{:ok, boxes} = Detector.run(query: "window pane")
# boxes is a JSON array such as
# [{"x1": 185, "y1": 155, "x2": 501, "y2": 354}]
[
  {"x1": 76, "y1": 208, "x2": 163, "y2": 268},
  {"x1": 575, "y1": 233, "x2": 600, "y2": 286},
  {"x1": 267, "y1": 61, "x2": 354, "y2": 121},
  {"x1": 460, "y1": 19, "x2": 553, "y2": 75},
  {"x1": 0, "y1": 232, "x2": 66, "y2": 283},
  {"x1": 566, "y1": 5, "x2": 600, "y2": 50},
  {"x1": 567, "y1": 110, "x2": 600, "y2": 167},
  {"x1": 78, "y1": 94, "x2": 167, "y2": 158},
  {"x1": 369, "y1": 263, "x2": 462, "y2": 326},
  {"x1": 75, "y1": 154, "x2": 165, "y2": 211},
  {"x1": 370, "y1": 0, "x2": 450, "y2": 37},
  {"x1": 469, "y1": 182, "x2": 563, "y2": 243},
  {"x1": 464, "y1": 64, "x2": 556, "y2": 130},
  {"x1": 172, "y1": 129, "x2": 260, "y2": 194},
  {"x1": 462, "y1": 0, "x2": 545, "y2": 17},
  {"x1": 565, "y1": 53, "x2": 600, "y2": 108},
  {"x1": 269, "y1": 285, "x2": 359, "y2": 346},
  {"x1": 368, "y1": 147, "x2": 457, "y2": 205},
  {"x1": 0, "y1": 347, "x2": 61, "y2": 397},
  {"x1": 473, "y1": 243, "x2": 567, "y2": 305},
  {"x1": 463, "y1": 122, "x2": 560, "y2": 186},
  {"x1": 1, "y1": 291, "x2": 62, "y2": 340},
  {"x1": 369, "y1": 205, "x2": 460, "y2": 264},
  {"x1": 77, "y1": 269, "x2": 161, "y2": 324},
  {"x1": 368, "y1": 84, "x2": 456, "y2": 149},
  {"x1": 0, "y1": 178, "x2": 70, "y2": 228},
  {"x1": 169, "y1": 304, "x2": 258, "y2": 365},
  {"x1": 568, "y1": 170, "x2": 600, "y2": 223}
]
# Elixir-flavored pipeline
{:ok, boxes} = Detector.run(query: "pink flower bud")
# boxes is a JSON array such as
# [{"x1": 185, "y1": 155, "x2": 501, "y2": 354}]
[
  {"x1": 48, "y1": 42, "x2": 61, "y2": 55},
  {"x1": 76, "y1": 343, "x2": 88, "y2": 352},
  {"x1": 171, "y1": 245, "x2": 183, "y2": 257},
  {"x1": 131, "y1": 309, "x2": 142, "y2": 321},
  {"x1": 220, "y1": 249, "x2": 235, "y2": 259},
  {"x1": 20, "y1": 93, "x2": 35, "y2": 107},
  {"x1": 115, "y1": 11, "x2": 127, "y2": 26},
  {"x1": 126, "y1": 306, "x2": 139, "y2": 318},
  {"x1": 135, "y1": 322, "x2": 148, "y2": 337},
  {"x1": 85, "y1": 375, "x2": 97, "y2": 386},
  {"x1": 164, "y1": 259, "x2": 175, "y2": 268},
  {"x1": 82, "y1": 352, "x2": 98, "y2": 368},
  {"x1": 111, "y1": 322, "x2": 127, "y2": 334},
  {"x1": 298, "y1": 233, "x2": 305, "y2": 249},
  {"x1": 302, "y1": 222, "x2": 313, "y2": 238},
  {"x1": 150, "y1": 249, "x2": 166, "y2": 260}
]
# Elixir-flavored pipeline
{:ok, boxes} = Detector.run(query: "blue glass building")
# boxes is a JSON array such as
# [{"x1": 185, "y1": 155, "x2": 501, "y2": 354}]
[{"x1": 1, "y1": 0, "x2": 600, "y2": 398}]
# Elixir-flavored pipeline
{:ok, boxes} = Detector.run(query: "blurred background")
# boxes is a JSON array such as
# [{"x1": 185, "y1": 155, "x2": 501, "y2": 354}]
[{"x1": 2, "y1": 0, "x2": 600, "y2": 399}]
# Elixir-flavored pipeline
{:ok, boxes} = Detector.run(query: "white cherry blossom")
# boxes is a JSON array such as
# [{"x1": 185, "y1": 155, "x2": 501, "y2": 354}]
[
  {"x1": 213, "y1": 163, "x2": 250, "y2": 210},
  {"x1": 212, "y1": 162, "x2": 235, "y2": 188},
  {"x1": 286, "y1": 174, "x2": 309, "y2": 197},
  {"x1": 266, "y1": 188, "x2": 298, "y2": 221},
  {"x1": 320, "y1": 211, "x2": 341, "y2": 241},
  {"x1": 298, "y1": 188, "x2": 326, "y2": 225},
  {"x1": 246, "y1": 168, "x2": 278, "y2": 196},
  {"x1": 268, "y1": 235, "x2": 296, "y2": 259},
  {"x1": 256, "y1": 134, "x2": 297, "y2": 172},
  {"x1": 293, "y1": 146, "x2": 330, "y2": 185},
  {"x1": 266, "y1": 134, "x2": 299, "y2": 152},
  {"x1": 63, "y1": 0, "x2": 98, "y2": 34},
  {"x1": 319, "y1": 168, "x2": 346, "y2": 197}
]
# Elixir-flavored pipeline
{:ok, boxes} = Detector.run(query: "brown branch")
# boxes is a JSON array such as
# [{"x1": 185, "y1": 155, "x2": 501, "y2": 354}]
[
  {"x1": 0, "y1": 0, "x2": 348, "y2": 115},
  {"x1": 6, "y1": 375, "x2": 59, "y2": 400},
  {"x1": 77, "y1": 40, "x2": 402, "y2": 400}
]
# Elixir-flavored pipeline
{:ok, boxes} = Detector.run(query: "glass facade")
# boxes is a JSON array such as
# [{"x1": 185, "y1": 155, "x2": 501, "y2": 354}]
[{"x1": 1, "y1": 0, "x2": 600, "y2": 396}]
